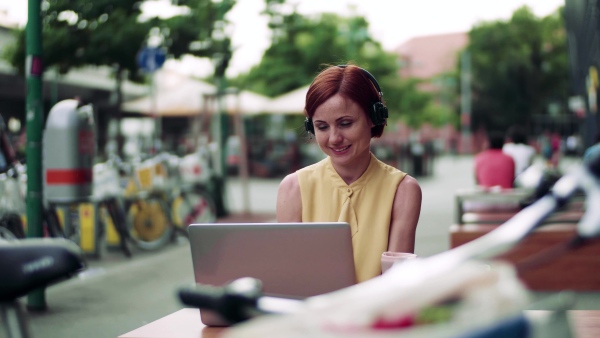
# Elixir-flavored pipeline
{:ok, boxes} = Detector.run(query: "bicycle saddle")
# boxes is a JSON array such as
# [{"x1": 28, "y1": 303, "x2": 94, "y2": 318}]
[{"x1": 0, "y1": 238, "x2": 86, "y2": 302}]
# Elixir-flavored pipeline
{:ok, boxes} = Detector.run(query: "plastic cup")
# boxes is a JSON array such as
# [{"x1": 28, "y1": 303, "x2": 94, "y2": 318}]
[{"x1": 381, "y1": 251, "x2": 418, "y2": 274}]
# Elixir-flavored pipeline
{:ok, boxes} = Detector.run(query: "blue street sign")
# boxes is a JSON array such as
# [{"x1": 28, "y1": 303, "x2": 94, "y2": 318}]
[{"x1": 137, "y1": 47, "x2": 166, "y2": 73}]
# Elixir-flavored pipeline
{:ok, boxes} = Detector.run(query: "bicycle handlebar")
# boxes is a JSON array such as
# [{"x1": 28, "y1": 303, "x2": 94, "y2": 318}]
[{"x1": 178, "y1": 277, "x2": 268, "y2": 323}]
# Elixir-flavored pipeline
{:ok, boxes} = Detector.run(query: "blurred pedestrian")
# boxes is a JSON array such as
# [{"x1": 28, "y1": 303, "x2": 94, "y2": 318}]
[
  {"x1": 550, "y1": 132, "x2": 562, "y2": 167},
  {"x1": 474, "y1": 131, "x2": 515, "y2": 189},
  {"x1": 276, "y1": 64, "x2": 422, "y2": 283},
  {"x1": 502, "y1": 126, "x2": 535, "y2": 178}
]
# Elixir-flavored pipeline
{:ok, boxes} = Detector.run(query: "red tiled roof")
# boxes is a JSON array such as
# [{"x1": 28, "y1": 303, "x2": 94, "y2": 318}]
[{"x1": 394, "y1": 32, "x2": 469, "y2": 79}]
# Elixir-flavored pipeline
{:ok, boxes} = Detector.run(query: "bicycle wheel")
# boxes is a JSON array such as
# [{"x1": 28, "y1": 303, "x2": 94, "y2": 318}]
[
  {"x1": 126, "y1": 197, "x2": 172, "y2": 250},
  {"x1": 171, "y1": 187, "x2": 217, "y2": 230},
  {"x1": 0, "y1": 213, "x2": 26, "y2": 239}
]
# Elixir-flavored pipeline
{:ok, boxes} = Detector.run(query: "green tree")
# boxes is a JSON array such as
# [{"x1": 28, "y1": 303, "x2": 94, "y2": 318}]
[
  {"x1": 3, "y1": 0, "x2": 234, "y2": 153},
  {"x1": 230, "y1": 0, "x2": 433, "y2": 127},
  {"x1": 465, "y1": 6, "x2": 569, "y2": 132}
]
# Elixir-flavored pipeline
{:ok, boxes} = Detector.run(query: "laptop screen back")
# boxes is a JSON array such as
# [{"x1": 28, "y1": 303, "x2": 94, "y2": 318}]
[{"x1": 188, "y1": 222, "x2": 356, "y2": 326}]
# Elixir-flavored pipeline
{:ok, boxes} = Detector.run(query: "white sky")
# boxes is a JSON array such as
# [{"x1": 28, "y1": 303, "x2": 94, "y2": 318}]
[{"x1": 0, "y1": 0, "x2": 564, "y2": 77}]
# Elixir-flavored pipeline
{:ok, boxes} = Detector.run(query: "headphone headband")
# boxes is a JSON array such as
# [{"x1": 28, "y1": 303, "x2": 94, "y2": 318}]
[
  {"x1": 305, "y1": 65, "x2": 388, "y2": 135},
  {"x1": 337, "y1": 64, "x2": 383, "y2": 100}
]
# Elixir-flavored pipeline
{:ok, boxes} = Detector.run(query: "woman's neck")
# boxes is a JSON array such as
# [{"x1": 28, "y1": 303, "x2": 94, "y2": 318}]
[{"x1": 331, "y1": 151, "x2": 372, "y2": 185}]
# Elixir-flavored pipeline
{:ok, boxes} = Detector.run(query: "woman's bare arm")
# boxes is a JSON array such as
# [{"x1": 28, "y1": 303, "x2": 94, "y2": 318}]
[
  {"x1": 276, "y1": 172, "x2": 302, "y2": 222},
  {"x1": 388, "y1": 175, "x2": 422, "y2": 253}
]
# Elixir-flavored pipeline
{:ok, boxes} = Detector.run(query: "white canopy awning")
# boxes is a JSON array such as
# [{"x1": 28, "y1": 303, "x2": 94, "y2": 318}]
[
  {"x1": 262, "y1": 85, "x2": 308, "y2": 115},
  {"x1": 122, "y1": 69, "x2": 305, "y2": 117},
  {"x1": 121, "y1": 69, "x2": 215, "y2": 117},
  {"x1": 222, "y1": 90, "x2": 271, "y2": 115},
  {"x1": 121, "y1": 69, "x2": 271, "y2": 117}
]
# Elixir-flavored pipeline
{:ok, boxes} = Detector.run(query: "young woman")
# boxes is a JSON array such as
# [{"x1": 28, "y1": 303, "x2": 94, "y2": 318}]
[{"x1": 276, "y1": 64, "x2": 422, "y2": 282}]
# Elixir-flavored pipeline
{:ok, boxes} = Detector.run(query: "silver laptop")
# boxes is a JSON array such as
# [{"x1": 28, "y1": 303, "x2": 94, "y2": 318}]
[{"x1": 188, "y1": 222, "x2": 356, "y2": 326}]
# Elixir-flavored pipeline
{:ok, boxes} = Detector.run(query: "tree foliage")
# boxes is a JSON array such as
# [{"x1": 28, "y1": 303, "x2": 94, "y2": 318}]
[
  {"x1": 466, "y1": 6, "x2": 569, "y2": 132},
  {"x1": 230, "y1": 0, "x2": 434, "y2": 127},
  {"x1": 4, "y1": 0, "x2": 233, "y2": 81},
  {"x1": 2, "y1": 0, "x2": 235, "y2": 156}
]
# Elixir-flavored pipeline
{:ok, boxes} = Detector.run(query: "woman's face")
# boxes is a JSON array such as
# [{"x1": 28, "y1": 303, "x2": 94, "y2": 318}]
[{"x1": 312, "y1": 94, "x2": 373, "y2": 167}]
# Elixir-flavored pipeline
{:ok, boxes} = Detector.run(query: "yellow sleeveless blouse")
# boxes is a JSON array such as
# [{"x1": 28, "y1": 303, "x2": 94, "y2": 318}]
[{"x1": 297, "y1": 153, "x2": 406, "y2": 282}]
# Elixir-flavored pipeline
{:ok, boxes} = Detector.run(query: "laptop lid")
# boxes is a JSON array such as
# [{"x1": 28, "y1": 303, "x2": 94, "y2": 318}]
[{"x1": 188, "y1": 222, "x2": 356, "y2": 326}]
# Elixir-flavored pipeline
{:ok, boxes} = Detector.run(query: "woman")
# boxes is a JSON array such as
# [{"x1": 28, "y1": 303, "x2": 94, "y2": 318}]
[{"x1": 276, "y1": 64, "x2": 422, "y2": 282}]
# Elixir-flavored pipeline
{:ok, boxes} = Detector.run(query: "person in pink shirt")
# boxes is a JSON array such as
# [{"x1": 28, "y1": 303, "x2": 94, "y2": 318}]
[{"x1": 474, "y1": 131, "x2": 515, "y2": 189}]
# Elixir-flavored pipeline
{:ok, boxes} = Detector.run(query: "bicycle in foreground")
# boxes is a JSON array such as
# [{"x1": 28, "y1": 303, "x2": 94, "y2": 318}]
[
  {"x1": 0, "y1": 237, "x2": 86, "y2": 338},
  {"x1": 178, "y1": 153, "x2": 600, "y2": 338}
]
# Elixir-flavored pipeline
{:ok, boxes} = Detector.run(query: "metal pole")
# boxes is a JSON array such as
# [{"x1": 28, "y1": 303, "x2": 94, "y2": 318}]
[
  {"x1": 151, "y1": 71, "x2": 160, "y2": 153},
  {"x1": 210, "y1": 0, "x2": 232, "y2": 217},
  {"x1": 212, "y1": 79, "x2": 229, "y2": 217},
  {"x1": 25, "y1": 0, "x2": 47, "y2": 310},
  {"x1": 460, "y1": 51, "x2": 472, "y2": 154},
  {"x1": 232, "y1": 90, "x2": 250, "y2": 213}
]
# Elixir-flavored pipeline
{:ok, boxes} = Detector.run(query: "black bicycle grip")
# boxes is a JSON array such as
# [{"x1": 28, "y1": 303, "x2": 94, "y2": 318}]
[
  {"x1": 178, "y1": 277, "x2": 265, "y2": 323},
  {"x1": 178, "y1": 284, "x2": 225, "y2": 311}
]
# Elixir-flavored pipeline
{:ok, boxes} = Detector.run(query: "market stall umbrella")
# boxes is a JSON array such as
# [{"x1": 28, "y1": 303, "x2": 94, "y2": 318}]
[
  {"x1": 121, "y1": 69, "x2": 216, "y2": 117},
  {"x1": 223, "y1": 90, "x2": 271, "y2": 115},
  {"x1": 262, "y1": 85, "x2": 309, "y2": 115},
  {"x1": 122, "y1": 69, "x2": 272, "y2": 117}
]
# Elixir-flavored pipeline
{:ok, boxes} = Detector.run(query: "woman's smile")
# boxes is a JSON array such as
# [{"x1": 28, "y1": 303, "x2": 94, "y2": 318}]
[{"x1": 331, "y1": 145, "x2": 351, "y2": 154}]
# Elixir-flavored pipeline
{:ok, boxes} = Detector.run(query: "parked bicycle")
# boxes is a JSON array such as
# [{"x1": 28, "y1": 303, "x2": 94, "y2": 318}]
[
  {"x1": 0, "y1": 237, "x2": 87, "y2": 338},
  {"x1": 0, "y1": 162, "x2": 66, "y2": 242},
  {"x1": 119, "y1": 149, "x2": 216, "y2": 251},
  {"x1": 169, "y1": 151, "x2": 217, "y2": 228},
  {"x1": 93, "y1": 157, "x2": 136, "y2": 257}
]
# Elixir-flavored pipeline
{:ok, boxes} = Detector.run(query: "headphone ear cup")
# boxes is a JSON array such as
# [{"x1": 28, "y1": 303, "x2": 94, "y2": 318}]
[
  {"x1": 371, "y1": 102, "x2": 389, "y2": 126},
  {"x1": 305, "y1": 118, "x2": 314, "y2": 134}
]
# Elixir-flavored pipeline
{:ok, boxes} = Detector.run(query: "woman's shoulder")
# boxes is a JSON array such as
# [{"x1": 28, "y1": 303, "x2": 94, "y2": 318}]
[
  {"x1": 398, "y1": 174, "x2": 420, "y2": 189},
  {"x1": 278, "y1": 172, "x2": 300, "y2": 195},
  {"x1": 395, "y1": 174, "x2": 422, "y2": 199}
]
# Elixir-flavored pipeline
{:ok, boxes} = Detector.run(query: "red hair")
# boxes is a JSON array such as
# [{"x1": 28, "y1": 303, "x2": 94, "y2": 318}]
[{"x1": 304, "y1": 65, "x2": 385, "y2": 138}]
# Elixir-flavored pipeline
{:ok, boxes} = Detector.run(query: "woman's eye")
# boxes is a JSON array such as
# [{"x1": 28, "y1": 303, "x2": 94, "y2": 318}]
[
  {"x1": 340, "y1": 121, "x2": 352, "y2": 127},
  {"x1": 316, "y1": 125, "x2": 328, "y2": 131}
]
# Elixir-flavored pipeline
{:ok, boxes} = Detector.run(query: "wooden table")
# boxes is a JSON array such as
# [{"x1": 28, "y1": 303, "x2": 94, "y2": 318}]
[
  {"x1": 120, "y1": 308, "x2": 600, "y2": 338},
  {"x1": 118, "y1": 309, "x2": 224, "y2": 338}
]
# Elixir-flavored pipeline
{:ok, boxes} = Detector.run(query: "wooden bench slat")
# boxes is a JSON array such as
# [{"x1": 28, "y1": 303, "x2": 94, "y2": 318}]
[{"x1": 450, "y1": 223, "x2": 600, "y2": 291}]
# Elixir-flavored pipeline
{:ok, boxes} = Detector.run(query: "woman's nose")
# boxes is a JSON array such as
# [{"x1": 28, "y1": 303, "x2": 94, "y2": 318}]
[{"x1": 329, "y1": 127, "x2": 343, "y2": 143}]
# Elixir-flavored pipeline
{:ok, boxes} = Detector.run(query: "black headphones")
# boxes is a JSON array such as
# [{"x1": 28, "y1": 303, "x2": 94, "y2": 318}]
[{"x1": 304, "y1": 65, "x2": 388, "y2": 135}]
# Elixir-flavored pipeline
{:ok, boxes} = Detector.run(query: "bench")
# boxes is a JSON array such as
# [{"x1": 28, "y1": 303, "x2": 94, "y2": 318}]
[
  {"x1": 460, "y1": 209, "x2": 584, "y2": 224},
  {"x1": 455, "y1": 188, "x2": 585, "y2": 225},
  {"x1": 450, "y1": 223, "x2": 600, "y2": 291}
]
